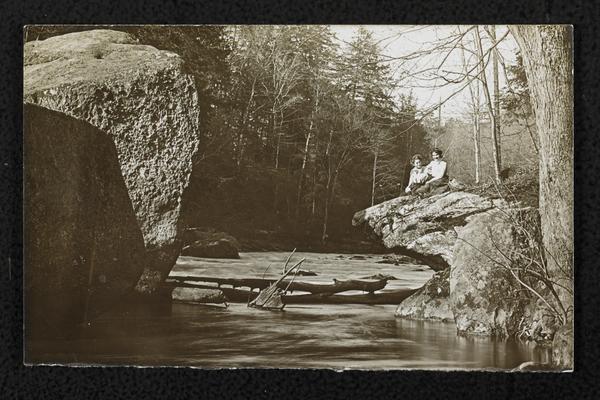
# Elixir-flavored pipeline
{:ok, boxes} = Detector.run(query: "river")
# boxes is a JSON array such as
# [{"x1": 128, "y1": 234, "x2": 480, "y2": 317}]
[{"x1": 27, "y1": 252, "x2": 550, "y2": 370}]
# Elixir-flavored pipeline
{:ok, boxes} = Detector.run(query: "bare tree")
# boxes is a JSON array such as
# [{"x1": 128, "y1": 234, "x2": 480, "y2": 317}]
[
  {"x1": 474, "y1": 26, "x2": 502, "y2": 184},
  {"x1": 459, "y1": 32, "x2": 482, "y2": 183},
  {"x1": 490, "y1": 25, "x2": 503, "y2": 172}
]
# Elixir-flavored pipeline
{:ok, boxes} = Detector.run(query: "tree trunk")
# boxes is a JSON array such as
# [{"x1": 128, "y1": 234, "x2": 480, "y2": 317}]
[
  {"x1": 473, "y1": 113, "x2": 481, "y2": 184},
  {"x1": 322, "y1": 169, "x2": 340, "y2": 245},
  {"x1": 296, "y1": 88, "x2": 319, "y2": 222},
  {"x1": 491, "y1": 26, "x2": 502, "y2": 172},
  {"x1": 272, "y1": 108, "x2": 281, "y2": 214},
  {"x1": 236, "y1": 76, "x2": 258, "y2": 171},
  {"x1": 474, "y1": 26, "x2": 502, "y2": 183},
  {"x1": 321, "y1": 130, "x2": 334, "y2": 243},
  {"x1": 462, "y1": 39, "x2": 482, "y2": 184},
  {"x1": 309, "y1": 131, "x2": 321, "y2": 224},
  {"x1": 295, "y1": 123, "x2": 311, "y2": 221},
  {"x1": 273, "y1": 109, "x2": 280, "y2": 170},
  {"x1": 321, "y1": 176, "x2": 331, "y2": 244},
  {"x1": 511, "y1": 25, "x2": 574, "y2": 321},
  {"x1": 371, "y1": 149, "x2": 378, "y2": 206}
]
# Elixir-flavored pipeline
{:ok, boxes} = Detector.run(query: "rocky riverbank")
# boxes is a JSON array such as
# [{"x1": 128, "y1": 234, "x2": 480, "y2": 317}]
[{"x1": 353, "y1": 191, "x2": 573, "y2": 370}]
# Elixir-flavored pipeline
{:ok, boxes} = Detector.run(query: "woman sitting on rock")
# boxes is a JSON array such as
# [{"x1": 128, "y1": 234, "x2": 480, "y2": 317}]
[
  {"x1": 415, "y1": 148, "x2": 449, "y2": 196},
  {"x1": 405, "y1": 154, "x2": 429, "y2": 195}
]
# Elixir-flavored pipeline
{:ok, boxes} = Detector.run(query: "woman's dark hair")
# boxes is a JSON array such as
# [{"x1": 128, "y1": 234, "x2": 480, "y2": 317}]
[
  {"x1": 432, "y1": 148, "x2": 443, "y2": 157},
  {"x1": 411, "y1": 154, "x2": 423, "y2": 165}
]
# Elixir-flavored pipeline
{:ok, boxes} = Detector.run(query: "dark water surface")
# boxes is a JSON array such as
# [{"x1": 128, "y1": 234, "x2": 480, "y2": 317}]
[{"x1": 28, "y1": 252, "x2": 549, "y2": 370}]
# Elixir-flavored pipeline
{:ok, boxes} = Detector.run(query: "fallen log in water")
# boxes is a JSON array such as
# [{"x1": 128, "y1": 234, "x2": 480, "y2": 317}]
[
  {"x1": 162, "y1": 282, "x2": 417, "y2": 305},
  {"x1": 283, "y1": 289, "x2": 418, "y2": 305},
  {"x1": 248, "y1": 258, "x2": 305, "y2": 310},
  {"x1": 167, "y1": 276, "x2": 390, "y2": 294},
  {"x1": 169, "y1": 276, "x2": 272, "y2": 290}
]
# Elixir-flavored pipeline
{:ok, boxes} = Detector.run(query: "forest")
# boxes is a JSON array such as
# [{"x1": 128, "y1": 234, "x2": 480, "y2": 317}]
[{"x1": 26, "y1": 25, "x2": 540, "y2": 248}]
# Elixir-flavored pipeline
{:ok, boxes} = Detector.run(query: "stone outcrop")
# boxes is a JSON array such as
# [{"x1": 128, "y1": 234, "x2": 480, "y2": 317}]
[
  {"x1": 395, "y1": 268, "x2": 453, "y2": 322},
  {"x1": 354, "y1": 192, "x2": 554, "y2": 340},
  {"x1": 24, "y1": 30, "x2": 201, "y2": 292},
  {"x1": 24, "y1": 104, "x2": 147, "y2": 337},
  {"x1": 352, "y1": 191, "x2": 501, "y2": 270}
]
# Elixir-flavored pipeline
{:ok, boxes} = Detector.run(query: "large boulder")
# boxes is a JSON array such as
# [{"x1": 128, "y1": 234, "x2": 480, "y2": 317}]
[
  {"x1": 353, "y1": 192, "x2": 500, "y2": 269},
  {"x1": 181, "y1": 239, "x2": 240, "y2": 259},
  {"x1": 24, "y1": 30, "x2": 201, "y2": 292},
  {"x1": 24, "y1": 104, "x2": 146, "y2": 338},
  {"x1": 449, "y1": 208, "x2": 533, "y2": 337},
  {"x1": 171, "y1": 287, "x2": 227, "y2": 304},
  {"x1": 395, "y1": 268, "x2": 453, "y2": 322},
  {"x1": 181, "y1": 228, "x2": 241, "y2": 259},
  {"x1": 357, "y1": 191, "x2": 572, "y2": 358}
]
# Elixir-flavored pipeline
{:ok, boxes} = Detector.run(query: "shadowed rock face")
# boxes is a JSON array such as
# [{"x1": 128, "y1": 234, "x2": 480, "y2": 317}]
[
  {"x1": 24, "y1": 104, "x2": 146, "y2": 339},
  {"x1": 353, "y1": 192, "x2": 501, "y2": 269},
  {"x1": 24, "y1": 30, "x2": 201, "y2": 292}
]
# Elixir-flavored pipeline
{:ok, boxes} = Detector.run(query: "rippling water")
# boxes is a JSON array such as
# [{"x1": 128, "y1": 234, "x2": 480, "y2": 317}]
[{"x1": 27, "y1": 252, "x2": 549, "y2": 370}]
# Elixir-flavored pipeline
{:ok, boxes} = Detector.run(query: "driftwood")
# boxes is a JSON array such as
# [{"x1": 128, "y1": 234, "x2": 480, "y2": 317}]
[
  {"x1": 163, "y1": 282, "x2": 417, "y2": 305},
  {"x1": 169, "y1": 276, "x2": 272, "y2": 290},
  {"x1": 167, "y1": 276, "x2": 390, "y2": 295},
  {"x1": 283, "y1": 289, "x2": 417, "y2": 305},
  {"x1": 166, "y1": 250, "x2": 402, "y2": 307},
  {"x1": 249, "y1": 258, "x2": 305, "y2": 310}
]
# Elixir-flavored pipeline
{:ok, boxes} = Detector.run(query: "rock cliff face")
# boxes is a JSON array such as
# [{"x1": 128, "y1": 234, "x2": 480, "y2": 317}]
[
  {"x1": 24, "y1": 30, "x2": 201, "y2": 292},
  {"x1": 24, "y1": 104, "x2": 147, "y2": 338}
]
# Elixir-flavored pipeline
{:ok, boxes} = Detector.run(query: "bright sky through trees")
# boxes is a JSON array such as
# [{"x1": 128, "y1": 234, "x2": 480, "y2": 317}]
[{"x1": 330, "y1": 25, "x2": 518, "y2": 118}]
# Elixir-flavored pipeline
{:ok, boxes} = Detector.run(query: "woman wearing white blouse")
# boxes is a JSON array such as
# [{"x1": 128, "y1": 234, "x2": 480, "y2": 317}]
[
  {"x1": 405, "y1": 154, "x2": 429, "y2": 194},
  {"x1": 416, "y1": 148, "x2": 449, "y2": 196}
]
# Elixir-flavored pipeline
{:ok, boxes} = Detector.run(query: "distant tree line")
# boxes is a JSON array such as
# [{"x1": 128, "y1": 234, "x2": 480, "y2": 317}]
[{"x1": 169, "y1": 25, "x2": 431, "y2": 244}]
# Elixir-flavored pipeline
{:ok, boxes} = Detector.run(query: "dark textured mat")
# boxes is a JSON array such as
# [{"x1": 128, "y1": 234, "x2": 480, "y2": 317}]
[{"x1": 2, "y1": 0, "x2": 599, "y2": 398}]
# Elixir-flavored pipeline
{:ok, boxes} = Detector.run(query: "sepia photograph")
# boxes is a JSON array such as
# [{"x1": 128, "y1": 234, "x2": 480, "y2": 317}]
[{"x1": 23, "y1": 24, "x2": 573, "y2": 370}]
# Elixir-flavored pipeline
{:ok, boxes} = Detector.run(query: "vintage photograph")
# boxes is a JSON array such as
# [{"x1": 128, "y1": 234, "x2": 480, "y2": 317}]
[{"x1": 23, "y1": 25, "x2": 573, "y2": 370}]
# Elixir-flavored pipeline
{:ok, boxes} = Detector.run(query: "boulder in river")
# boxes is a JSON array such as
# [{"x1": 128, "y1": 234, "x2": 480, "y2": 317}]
[
  {"x1": 355, "y1": 191, "x2": 563, "y2": 342},
  {"x1": 172, "y1": 287, "x2": 227, "y2": 304},
  {"x1": 395, "y1": 268, "x2": 453, "y2": 322},
  {"x1": 180, "y1": 229, "x2": 241, "y2": 259},
  {"x1": 376, "y1": 254, "x2": 419, "y2": 265},
  {"x1": 181, "y1": 238, "x2": 240, "y2": 259},
  {"x1": 24, "y1": 103, "x2": 146, "y2": 339},
  {"x1": 24, "y1": 29, "x2": 201, "y2": 293},
  {"x1": 449, "y1": 208, "x2": 536, "y2": 338}
]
